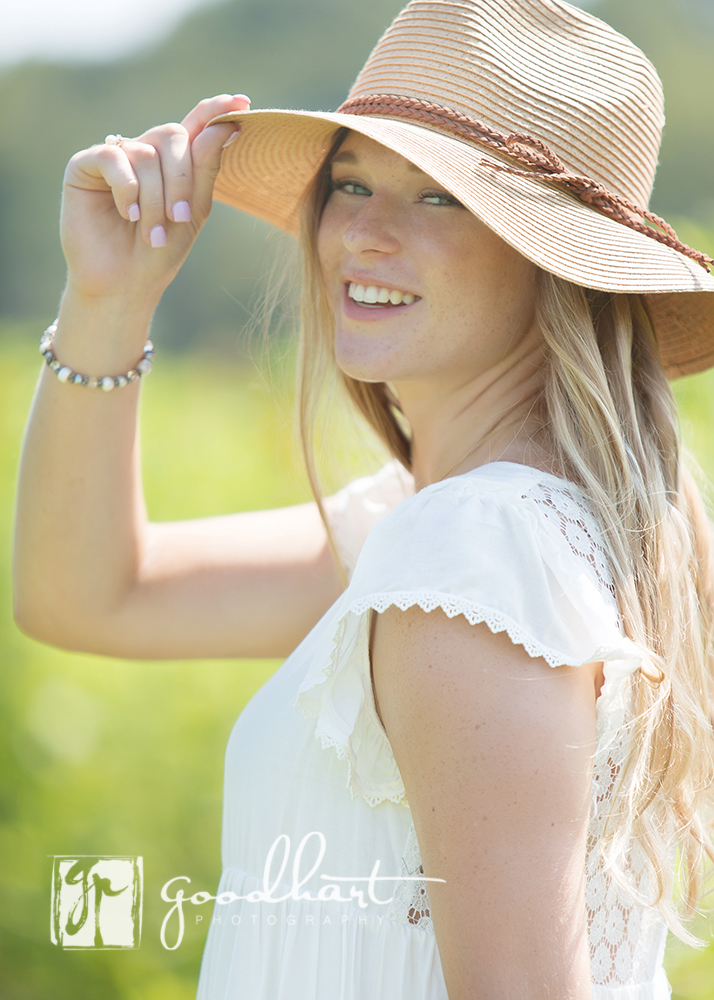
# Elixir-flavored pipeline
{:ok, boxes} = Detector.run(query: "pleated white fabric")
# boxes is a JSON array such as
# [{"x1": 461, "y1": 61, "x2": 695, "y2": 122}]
[{"x1": 195, "y1": 462, "x2": 672, "y2": 999}]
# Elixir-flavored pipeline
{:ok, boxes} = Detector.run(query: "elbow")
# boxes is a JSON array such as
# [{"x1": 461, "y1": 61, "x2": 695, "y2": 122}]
[
  {"x1": 13, "y1": 588, "x2": 108, "y2": 655},
  {"x1": 12, "y1": 555, "x2": 129, "y2": 653},
  {"x1": 12, "y1": 560, "x2": 72, "y2": 647},
  {"x1": 13, "y1": 589, "x2": 48, "y2": 643},
  {"x1": 13, "y1": 595, "x2": 83, "y2": 651},
  {"x1": 14, "y1": 589, "x2": 146, "y2": 660}
]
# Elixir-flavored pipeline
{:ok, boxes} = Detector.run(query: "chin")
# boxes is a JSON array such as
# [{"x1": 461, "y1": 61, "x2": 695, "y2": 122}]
[
  {"x1": 334, "y1": 336, "x2": 408, "y2": 385},
  {"x1": 334, "y1": 354, "x2": 403, "y2": 385}
]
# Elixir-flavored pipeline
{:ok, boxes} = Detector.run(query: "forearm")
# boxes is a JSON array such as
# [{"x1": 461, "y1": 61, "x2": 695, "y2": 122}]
[
  {"x1": 13, "y1": 93, "x2": 247, "y2": 652},
  {"x1": 13, "y1": 288, "x2": 157, "y2": 648}
]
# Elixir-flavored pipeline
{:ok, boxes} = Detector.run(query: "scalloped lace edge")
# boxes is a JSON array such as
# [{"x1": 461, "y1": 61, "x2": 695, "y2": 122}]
[
  {"x1": 314, "y1": 728, "x2": 409, "y2": 808},
  {"x1": 308, "y1": 590, "x2": 631, "y2": 678},
  {"x1": 296, "y1": 592, "x2": 639, "y2": 809},
  {"x1": 351, "y1": 591, "x2": 592, "y2": 667}
]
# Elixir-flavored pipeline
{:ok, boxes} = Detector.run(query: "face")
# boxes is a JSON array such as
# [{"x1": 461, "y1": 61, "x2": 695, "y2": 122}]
[{"x1": 316, "y1": 131, "x2": 540, "y2": 389}]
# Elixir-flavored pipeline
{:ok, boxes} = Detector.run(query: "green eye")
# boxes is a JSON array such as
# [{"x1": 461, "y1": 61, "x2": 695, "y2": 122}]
[
  {"x1": 420, "y1": 190, "x2": 460, "y2": 206},
  {"x1": 332, "y1": 180, "x2": 371, "y2": 196}
]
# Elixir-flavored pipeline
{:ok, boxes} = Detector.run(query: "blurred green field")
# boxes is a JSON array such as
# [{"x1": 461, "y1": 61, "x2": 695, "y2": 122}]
[{"x1": 1, "y1": 324, "x2": 714, "y2": 998}]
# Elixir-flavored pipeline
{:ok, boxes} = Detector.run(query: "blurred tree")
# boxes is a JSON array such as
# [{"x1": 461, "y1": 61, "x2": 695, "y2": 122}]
[
  {"x1": 0, "y1": 0, "x2": 404, "y2": 348},
  {"x1": 583, "y1": 0, "x2": 714, "y2": 224}
]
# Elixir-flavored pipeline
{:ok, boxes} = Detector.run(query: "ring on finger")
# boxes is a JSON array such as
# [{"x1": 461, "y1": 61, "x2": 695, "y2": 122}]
[{"x1": 104, "y1": 134, "x2": 127, "y2": 146}]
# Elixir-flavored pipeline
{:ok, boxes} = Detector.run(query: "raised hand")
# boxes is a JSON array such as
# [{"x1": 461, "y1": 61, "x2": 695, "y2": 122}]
[{"x1": 60, "y1": 94, "x2": 250, "y2": 308}]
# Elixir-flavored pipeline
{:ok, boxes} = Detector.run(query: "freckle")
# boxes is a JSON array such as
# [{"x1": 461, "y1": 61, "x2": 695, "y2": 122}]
[{"x1": 482, "y1": 815, "x2": 488, "y2": 822}]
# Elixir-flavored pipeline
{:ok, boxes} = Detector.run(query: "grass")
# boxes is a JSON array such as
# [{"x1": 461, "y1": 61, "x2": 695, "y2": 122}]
[{"x1": 1, "y1": 323, "x2": 714, "y2": 996}]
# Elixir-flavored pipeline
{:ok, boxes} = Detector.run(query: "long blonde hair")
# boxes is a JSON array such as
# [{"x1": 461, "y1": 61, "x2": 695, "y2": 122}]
[{"x1": 291, "y1": 129, "x2": 714, "y2": 940}]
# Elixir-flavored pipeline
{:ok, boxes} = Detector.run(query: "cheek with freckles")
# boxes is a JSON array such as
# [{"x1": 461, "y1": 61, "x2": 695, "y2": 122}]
[
  {"x1": 406, "y1": 243, "x2": 536, "y2": 374},
  {"x1": 316, "y1": 174, "x2": 538, "y2": 384}
]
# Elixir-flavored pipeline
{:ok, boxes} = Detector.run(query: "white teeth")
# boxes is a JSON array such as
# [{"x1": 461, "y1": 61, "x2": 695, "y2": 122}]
[{"x1": 347, "y1": 281, "x2": 417, "y2": 305}]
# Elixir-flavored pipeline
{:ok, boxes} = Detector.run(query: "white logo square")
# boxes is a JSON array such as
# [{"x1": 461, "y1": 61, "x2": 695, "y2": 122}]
[{"x1": 50, "y1": 855, "x2": 143, "y2": 949}]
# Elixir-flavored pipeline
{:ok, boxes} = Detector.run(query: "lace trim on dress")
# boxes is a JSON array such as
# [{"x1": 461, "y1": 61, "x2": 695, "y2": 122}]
[
  {"x1": 383, "y1": 480, "x2": 666, "y2": 986},
  {"x1": 296, "y1": 589, "x2": 624, "y2": 808},
  {"x1": 298, "y1": 472, "x2": 665, "y2": 984},
  {"x1": 388, "y1": 732, "x2": 667, "y2": 990},
  {"x1": 350, "y1": 591, "x2": 621, "y2": 669},
  {"x1": 295, "y1": 613, "x2": 349, "y2": 719},
  {"x1": 297, "y1": 612, "x2": 409, "y2": 808},
  {"x1": 520, "y1": 481, "x2": 619, "y2": 608},
  {"x1": 386, "y1": 821, "x2": 433, "y2": 932}
]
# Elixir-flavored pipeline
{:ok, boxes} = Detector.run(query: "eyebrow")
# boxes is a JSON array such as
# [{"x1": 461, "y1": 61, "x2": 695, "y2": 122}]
[{"x1": 330, "y1": 149, "x2": 427, "y2": 174}]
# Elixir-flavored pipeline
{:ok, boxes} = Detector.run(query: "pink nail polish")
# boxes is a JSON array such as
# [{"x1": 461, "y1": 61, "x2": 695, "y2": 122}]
[
  {"x1": 233, "y1": 94, "x2": 251, "y2": 103},
  {"x1": 150, "y1": 225, "x2": 167, "y2": 248},
  {"x1": 173, "y1": 200, "x2": 191, "y2": 223},
  {"x1": 128, "y1": 203, "x2": 140, "y2": 222}
]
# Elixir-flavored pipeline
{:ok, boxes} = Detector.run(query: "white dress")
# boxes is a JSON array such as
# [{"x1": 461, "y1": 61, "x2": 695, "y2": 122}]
[{"x1": 195, "y1": 461, "x2": 672, "y2": 999}]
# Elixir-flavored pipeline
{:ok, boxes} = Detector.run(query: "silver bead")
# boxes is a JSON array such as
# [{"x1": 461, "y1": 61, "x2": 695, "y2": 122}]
[{"x1": 38, "y1": 320, "x2": 155, "y2": 391}]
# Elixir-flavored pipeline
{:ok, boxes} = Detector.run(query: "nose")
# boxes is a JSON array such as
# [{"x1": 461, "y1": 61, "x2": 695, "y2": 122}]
[{"x1": 341, "y1": 197, "x2": 402, "y2": 256}]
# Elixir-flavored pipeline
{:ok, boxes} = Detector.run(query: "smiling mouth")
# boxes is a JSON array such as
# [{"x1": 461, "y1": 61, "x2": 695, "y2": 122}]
[{"x1": 347, "y1": 282, "x2": 420, "y2": 307}]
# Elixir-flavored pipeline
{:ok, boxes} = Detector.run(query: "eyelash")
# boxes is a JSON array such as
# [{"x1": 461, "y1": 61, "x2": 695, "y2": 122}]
[{"x1": 330, "y1": 178, "x2": 461, "y2": 206}]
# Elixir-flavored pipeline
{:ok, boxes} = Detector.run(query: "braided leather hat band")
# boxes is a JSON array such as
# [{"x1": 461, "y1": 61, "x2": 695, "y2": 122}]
[
  {"x1": 211, "y1": 0, "x2": 714, "y2": 376},
  {"x1": 337, "y1": 94, "x2": 714, "y2": 274}
]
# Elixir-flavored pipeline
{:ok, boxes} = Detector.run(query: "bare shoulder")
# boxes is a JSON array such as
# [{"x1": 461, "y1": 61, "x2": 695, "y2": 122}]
[{"x1": 370, "y1": 606, "x2": 600, "y2": 999}]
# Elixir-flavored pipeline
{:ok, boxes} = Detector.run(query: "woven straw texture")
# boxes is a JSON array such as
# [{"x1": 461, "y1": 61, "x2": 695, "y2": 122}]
[{"x1": 211, "y1": 0, "x2": 714, "y2": 377}]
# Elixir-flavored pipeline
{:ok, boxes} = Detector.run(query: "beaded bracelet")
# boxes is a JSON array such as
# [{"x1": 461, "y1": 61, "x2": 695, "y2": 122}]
[{"x1": 39, "y1": 320, "x2": 154, "y2": 391}]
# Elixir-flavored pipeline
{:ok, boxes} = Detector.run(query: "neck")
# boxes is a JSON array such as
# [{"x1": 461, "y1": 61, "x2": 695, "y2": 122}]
[{"x1": 398, "y1": 336, "x2": 551, "y2": 490}]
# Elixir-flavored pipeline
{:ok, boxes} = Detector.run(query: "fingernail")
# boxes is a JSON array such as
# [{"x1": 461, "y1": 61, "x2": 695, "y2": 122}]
[
  {"x1": 173, "y1": 200, "x2": 191, "y2": 223},
  {"x1": 150, "y1": 225, "x2": 167, "y2": 248},
  {"x1": 233, "y1": 94, "x2": 251, "y2": 103},
  {"x1": 222, "y1": 128, "x2": 241, "y2": 149},
  {"x1": 128, "y1": 203, "x2": 140, "y2": 222}
]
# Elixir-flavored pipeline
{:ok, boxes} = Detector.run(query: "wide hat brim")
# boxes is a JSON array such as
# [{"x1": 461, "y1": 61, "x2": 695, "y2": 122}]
[{"x1": 210, "y1": 107, "x2": 714, "y2": 378}]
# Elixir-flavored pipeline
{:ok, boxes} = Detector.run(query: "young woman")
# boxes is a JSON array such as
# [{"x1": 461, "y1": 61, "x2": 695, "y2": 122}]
[{"x1": 14, "y1": 0, "x2": 714, "y2": 996}]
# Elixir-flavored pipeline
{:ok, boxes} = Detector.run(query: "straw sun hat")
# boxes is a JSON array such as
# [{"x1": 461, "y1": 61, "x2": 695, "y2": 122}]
[{"x1": 210, "y1": 0, "x2": 714, "y2": 378}]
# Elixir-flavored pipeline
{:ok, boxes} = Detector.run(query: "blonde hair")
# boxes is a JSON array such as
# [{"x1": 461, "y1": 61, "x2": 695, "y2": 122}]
[{"x1": 290, "y1": 130, "x2": 714, "y2": 941}]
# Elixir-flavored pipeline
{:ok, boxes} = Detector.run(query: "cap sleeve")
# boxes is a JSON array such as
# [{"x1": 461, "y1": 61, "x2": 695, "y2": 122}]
[
  {"x1": 295, "y1": 466, "x2": 649, "y2": 808},
  {"x1": 324, "y1": 460, "x2": 415, "y2": 580}
]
